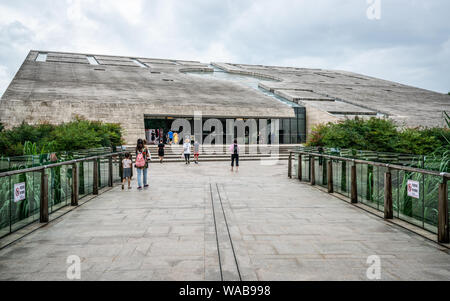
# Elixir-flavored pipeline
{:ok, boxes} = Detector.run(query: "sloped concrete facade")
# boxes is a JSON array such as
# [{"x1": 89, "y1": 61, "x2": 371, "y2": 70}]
[
  {"x1": 217, "y1": 62, "x2": 450, "y2": 130},
  {"x1": 0, "y1": 51, "x2": 294, "y2": 144},
  {"x1": 1, "y1": 50, "x2": 449, "y2": 144}
]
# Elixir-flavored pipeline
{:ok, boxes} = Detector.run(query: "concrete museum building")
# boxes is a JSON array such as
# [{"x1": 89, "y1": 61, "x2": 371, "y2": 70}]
[{"x1": 0, "y1": 51, "x2": 449, "y2": 145}]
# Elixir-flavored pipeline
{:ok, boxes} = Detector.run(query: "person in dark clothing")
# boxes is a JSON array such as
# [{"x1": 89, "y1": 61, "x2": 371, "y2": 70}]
[
  {"x1": 151, "y1": 132, "x2": 156, "y2": 144},
  {"x1": 318, "y1": 146, "x2": 324, "y2": 166},
  {"x1": 158, "y1": 140, "x2": 165, "y2": 163},
  {"x1": 229, "y1": 139, "x2": 240, "y2": 172}
]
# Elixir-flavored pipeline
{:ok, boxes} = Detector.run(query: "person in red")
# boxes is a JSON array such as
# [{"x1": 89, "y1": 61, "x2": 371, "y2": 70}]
[{"x1": 193, "y1": 140, "x2": 200, "y2": 164}]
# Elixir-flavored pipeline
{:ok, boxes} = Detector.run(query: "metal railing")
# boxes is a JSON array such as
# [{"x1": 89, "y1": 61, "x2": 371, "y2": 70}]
[
  {"x1": 293, "y1": 146, "x2": 447, "y2": 171},
  {"x1": 288, "y1": 151, "x2": 450, "y2": 243},
  {"x1": 0, "y1": 151, "x2": 127, "y2": 239},
  {"x1": 0, "y1": 147, "x2": 118, "y2": 173}
]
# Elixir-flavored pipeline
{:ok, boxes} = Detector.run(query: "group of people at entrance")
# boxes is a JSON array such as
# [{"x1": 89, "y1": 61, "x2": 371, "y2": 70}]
[
  {"x1": 154, "y1": 137, "x2": 200, "y2": 165},
  {"x1": 121, "y1": 138, "x2": 241, "y2": 190},
  {"x1": 148, "y1": 130, "x2": 181, "y2": 145},
  {"x1": 166, "y1": 130, "x2": 179, "y2": 145},
  {"x1": 181, "y1": 139, "x2": 200, "y2": 165}
]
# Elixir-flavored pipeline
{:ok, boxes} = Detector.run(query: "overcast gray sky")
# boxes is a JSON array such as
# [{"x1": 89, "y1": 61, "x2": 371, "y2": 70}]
[{"x1": 0, "y1": 0, "x2": 449, "y2": 96}]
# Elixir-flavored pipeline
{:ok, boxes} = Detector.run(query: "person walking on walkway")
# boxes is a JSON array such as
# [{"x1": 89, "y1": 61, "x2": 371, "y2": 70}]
[
  {"x1": 158, "y1": 139, "x2": 165, "y2": 164},
  {"x1": 230, "y1": 139, "x2": 240, "y2": 172},
  {"x1": 193, "y1": 140, "x2": 200, "y2": 164},
  {"x1": 183, "y1": 138, "x2": 191, "y2": 165},
  {"x1": 150, "y1": 131, "x2": 156, "y2": 144},
  {"x1": 122, "y1": 153, "x2": 132, "y2": 190},
  {"x1": 174, "y1": 132, "x2": 179, "y2": 145},
  {"x1": 168, "y1": 130, "x2": 174, "y2": 145},
  {"x1": 135, "y1": 139, "x2": 150, "y2": 190}
]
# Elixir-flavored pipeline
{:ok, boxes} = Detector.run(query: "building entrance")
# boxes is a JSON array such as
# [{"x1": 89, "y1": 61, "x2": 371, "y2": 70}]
[{"x1": 145, "y1": 110, "x2": 306, "y2": 145}]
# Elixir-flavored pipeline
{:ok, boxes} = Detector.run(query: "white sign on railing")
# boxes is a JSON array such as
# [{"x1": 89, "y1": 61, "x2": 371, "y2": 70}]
[
  {"x1": 14, "y1": 182, "x2": 26, "y2": 203},
  {"x1": 407, "y1": 180, "x2": 420, "y2": 199}
]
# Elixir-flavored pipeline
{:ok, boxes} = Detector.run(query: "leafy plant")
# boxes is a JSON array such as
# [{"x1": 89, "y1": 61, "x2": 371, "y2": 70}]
[
  {"x1": 23, "y1": 141, "x2": 37, "y2": 156},
  {"x1": 305, "y1": 114, "x2": 450, "y2": 232},
  {"x1": 0, "y1": 119, "x2": 123, "y2": 157},
  {"x1": 0, "y1": 119, "x2": 124, "y2": 236},
  {"x1": 307, "y1": 116, "x2": 449, "y2": 156}
]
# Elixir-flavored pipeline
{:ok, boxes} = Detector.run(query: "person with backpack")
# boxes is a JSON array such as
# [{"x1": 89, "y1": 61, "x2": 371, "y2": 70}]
[
  {"x1": 135, "y1": 139, "x2": 150, "y2": 190},
  {"x1": 230, "y1": 139, "x2": 240, "y2": 172}
]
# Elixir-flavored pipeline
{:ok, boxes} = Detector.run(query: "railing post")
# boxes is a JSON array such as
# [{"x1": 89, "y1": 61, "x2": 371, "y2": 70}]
[
  {"x1": 310, "y1": 156, "x2": 315, "y2": 185},
  {"x1": 438, "y1": 178, "x2": 449, "y2": 243},
  {"x1": 288, "y1": 152, "x2": 292, "y2": 178},
  {"x1": 71, "y1": 163, "x2": 78, "y2": 206},
  {"x1": 93, "y1": 159, "x2": 98, "y2": 195},
  {"x1": 79, "y1": 161, "x2": 85, "y2": 195},
  {"x1": 108, "y1": 156, "x2": 113, "y2": 187},
  {"x1": 119, "y1": 154, "x2": 124, "y2": 182},
  {"x1": 40, "y1": 169, "x2": 48, "y2": 223},
  {"x1": 298, "y1": 154, "x2": 302, "y2": 181},
  {"x1": 327, "y1": 160, "x2": 333, "y2": 193},
  {"x1": 351, "y1": 162, "x2": 358, "y2": 204},
  {"x1": 384, "y1": 168, "x2": 393, "y2": 219}
]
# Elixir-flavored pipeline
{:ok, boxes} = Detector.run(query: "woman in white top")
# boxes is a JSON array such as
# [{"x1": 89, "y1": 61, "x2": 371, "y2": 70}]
[{"x1": 183, "y1": 139, "x2": 191, "y2": 165}]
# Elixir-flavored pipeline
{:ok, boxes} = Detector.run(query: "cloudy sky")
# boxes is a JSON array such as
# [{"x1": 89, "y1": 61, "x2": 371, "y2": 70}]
[{"x1": 0, "y1": 0, "x2": 449, "y2": 96}]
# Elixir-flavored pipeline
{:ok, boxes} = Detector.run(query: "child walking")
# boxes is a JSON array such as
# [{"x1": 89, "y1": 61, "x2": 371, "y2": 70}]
[
  {"x1": 193, "y1": 140, "x2": 200, "y2": 164},
  {"x1": 122, "y1": 153, "x2": 132, "y2": 190}
]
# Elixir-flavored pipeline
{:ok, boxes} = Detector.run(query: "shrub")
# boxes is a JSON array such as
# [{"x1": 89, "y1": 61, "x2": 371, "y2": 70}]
[
  {"x1": 395, "y1": 128, "x2": 441, "y2": 155},
  {"x1": 307, "y1": 117, "x2": 449, "y2": 155},
  {"x1": 0, "y1": 119, "x2": 124, "y2": 156}
]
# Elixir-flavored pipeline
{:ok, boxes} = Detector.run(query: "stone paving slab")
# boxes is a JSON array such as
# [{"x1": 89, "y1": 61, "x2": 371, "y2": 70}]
[{"x1": 0, "y1": 161, "x2": 449, "y2": 281}]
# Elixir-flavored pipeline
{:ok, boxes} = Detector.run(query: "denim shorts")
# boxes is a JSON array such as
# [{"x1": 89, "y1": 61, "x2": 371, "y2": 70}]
[{"x1": 123, "y1": 168, "x2": 132, "y2": 178}]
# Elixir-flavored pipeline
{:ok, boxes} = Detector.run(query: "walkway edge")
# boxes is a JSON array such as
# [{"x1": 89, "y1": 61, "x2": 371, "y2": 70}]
[
  {"x1": 310, "y1": 183, "x2": 450, "y2": 250},
  {"x1": 0, "y1": 185, "x2": 117, "y2": 251}
]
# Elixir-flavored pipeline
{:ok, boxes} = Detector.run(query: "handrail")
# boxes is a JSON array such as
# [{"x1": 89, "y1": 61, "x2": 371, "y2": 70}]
[
  {"x1": 0, "y1": 151, "x2": 127, "y2": 178},
  {"x1": 289, "y1": 150, "x2": 449, "y2": 244},
  {"x1": 0, "y1": 150, "x2": 127, "y2": 240},
  {"x1": 291, "y1": 150, "x2": 450, "y2": 179}
]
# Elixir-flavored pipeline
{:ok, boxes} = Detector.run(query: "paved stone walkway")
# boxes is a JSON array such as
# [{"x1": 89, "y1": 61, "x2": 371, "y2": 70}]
[{"x1": 0, "y1": 161, "x2": 449, "y2": 281}]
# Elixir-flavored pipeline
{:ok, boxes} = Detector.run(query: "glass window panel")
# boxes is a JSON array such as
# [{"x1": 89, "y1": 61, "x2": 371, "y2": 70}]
[{"x1": 36, "y1": 53, "x2": 47, "y2": 62}]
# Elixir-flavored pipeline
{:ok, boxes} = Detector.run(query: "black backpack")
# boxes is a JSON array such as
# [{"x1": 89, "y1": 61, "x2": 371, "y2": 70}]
[{"x1": 233, "y1": 144, "x2": 238, "y2": 155}]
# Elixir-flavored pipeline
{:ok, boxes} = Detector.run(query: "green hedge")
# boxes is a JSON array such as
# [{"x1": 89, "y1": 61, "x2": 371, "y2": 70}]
[
  {"x1": 307, "y1": 117, "x2": 449, "y2": 156},
  {"x1": 0, "y1": 119, "x2": 124, "y2": 157}
]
